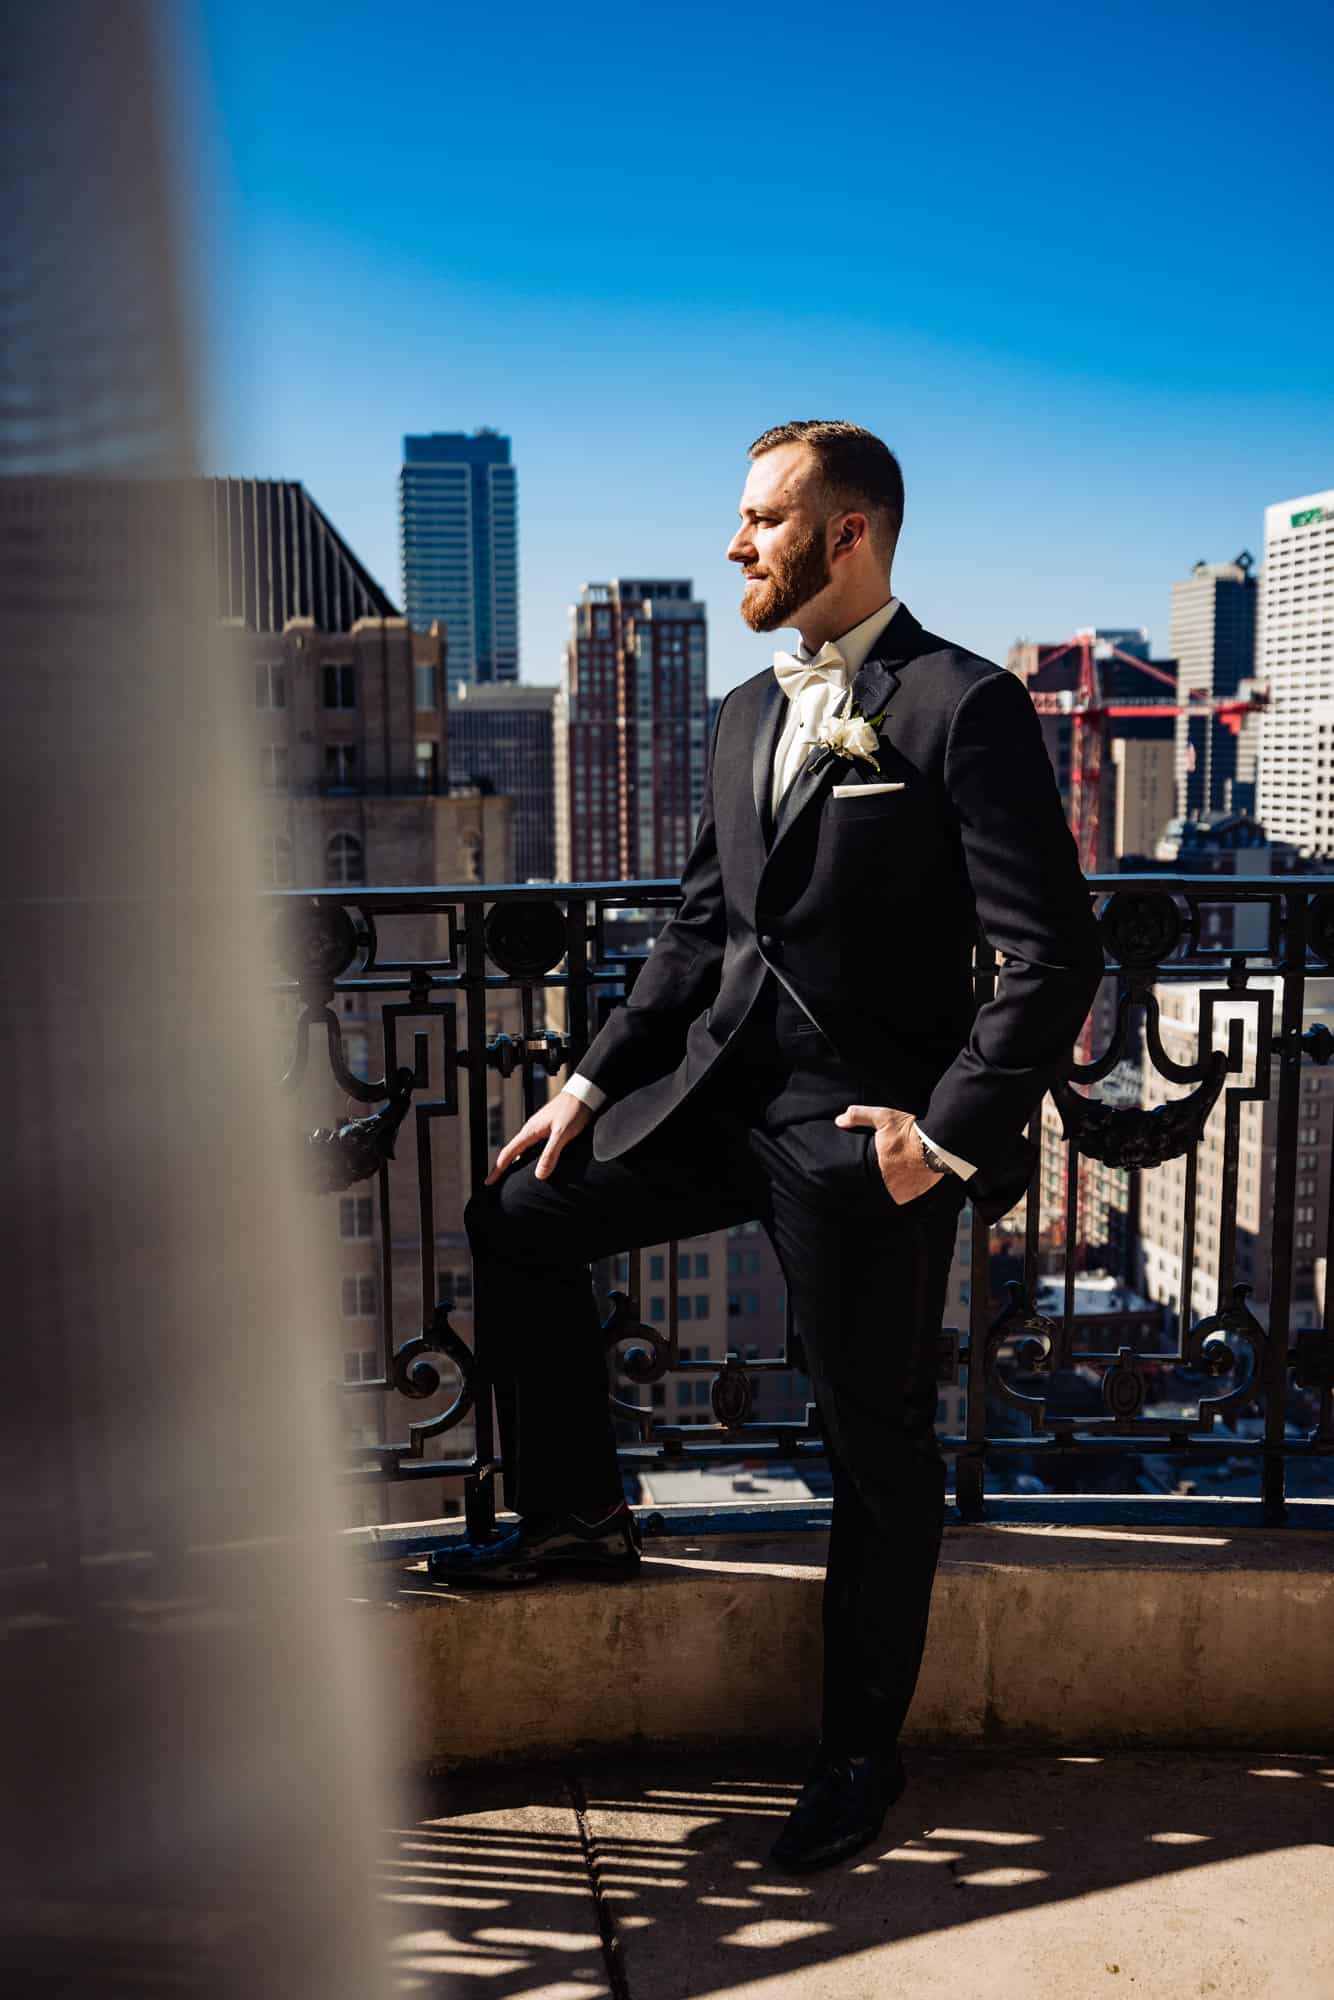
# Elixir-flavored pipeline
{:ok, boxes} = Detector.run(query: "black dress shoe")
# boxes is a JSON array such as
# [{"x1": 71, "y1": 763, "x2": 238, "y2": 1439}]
[
  {"x1": 427, "y1": 1503, "x2": 642, "y2": 1587},
  {"x1": 769, "y1": 1746, "x2": 907, "y2": 1874}
]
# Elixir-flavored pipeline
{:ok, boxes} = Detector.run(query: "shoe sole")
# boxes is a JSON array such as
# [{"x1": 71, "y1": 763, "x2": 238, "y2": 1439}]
[{"x1": 769, "y1": 1814, "x2": 888, "y2": 1875}]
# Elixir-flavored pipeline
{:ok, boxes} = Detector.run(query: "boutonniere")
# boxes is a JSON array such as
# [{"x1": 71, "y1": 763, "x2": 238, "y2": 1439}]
[{"x1": 814, "y1": 704, "x2": 887, "y2": 768}]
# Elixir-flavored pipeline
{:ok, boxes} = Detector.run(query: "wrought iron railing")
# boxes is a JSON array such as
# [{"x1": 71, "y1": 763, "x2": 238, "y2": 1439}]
[{"x1": 270, "y1": 874, "x2": 1334, "y2": 1533}]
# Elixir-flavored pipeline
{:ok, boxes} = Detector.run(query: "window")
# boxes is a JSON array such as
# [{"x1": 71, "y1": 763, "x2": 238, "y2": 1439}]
[
  {"x1": 438, "y1": 1268, "x2": 473, "y2": 1305},
  {"x1": 694, "y1": 1253, "x2": 709, "y2": 1277},
  {"x1": 694, "y1": 1294, "x2": 710, "y2": 1319},
  {"x1": 341, "y1": 1275, "x2": 377, "y2": 1318},
  {"x1": 649, "y1": 1254, "x2": 665, "y2": 1281},
  {"x1": 650, "y1": 1382, "x2": 665, "y2": 1407},
  {"x1": 325, "y1": 743, "x2": 358, "y2": 788},
  {"x1": 414, "y1": 664, "x2": 439, "y2": 711},
  {"x1": 259, "y1": 744, "x2": 289, "y2": 789},
  {"x1": 259, "y1": 831, "x2": 294, "y2": 888},
  {"x1": 323, "y1": 664, "x2": 356, "y2": 709},
  {"x1": 342, "y1": 1030, "x2": 372, "y2": 1081},
  {"x1": 649, "y1": 1296, "x2": 665, "y2": 1321},
  {"x1": 255, "y1": 663, "x2": 286, "y2": 709},
  {"x1": 343, "y1": 1347, "x2": 378, "y2": 1381},
  {"x1": 487, "y1": 1101, "x2": 504, "y2": 1146},
  {"x1": 326, "y1": 832, "x2": 364, "y2": 885},
  {"x1": 339, "y1": 1195, "x2": 374, "y2": 1239},
  {"x1": 676, "y1": 1380, "x2": 691, "y2": 1407},
  {"x1": 678, "y1": 1253, "x2": 690, "y2": 1279},
  {"x1": 694, "y1": 1380, "x2": 710, "y2": 1405},
  {"x1": 678, "y1": 1295, "x2": 693, "y2": 1321},
  {"x1": 415, "y1": 740, "x2": 438, "y2": 792}
]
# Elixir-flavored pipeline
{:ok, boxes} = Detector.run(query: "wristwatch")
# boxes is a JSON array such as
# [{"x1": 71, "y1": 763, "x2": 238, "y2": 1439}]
[{"x1": 917, "y1": 1131, "x2": 953, "y2": 1178}]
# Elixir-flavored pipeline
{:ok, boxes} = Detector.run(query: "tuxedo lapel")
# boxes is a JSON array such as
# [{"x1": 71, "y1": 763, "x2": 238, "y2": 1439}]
[
  {"x1": 752, "y1": 674, "x2": 787, "y2": 845},
  {"x1": 770, "y1": 716, "x2": 847, "y2": 845}
]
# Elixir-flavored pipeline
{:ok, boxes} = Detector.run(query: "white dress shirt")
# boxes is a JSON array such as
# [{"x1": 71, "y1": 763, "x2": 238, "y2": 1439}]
[
  {"x1": 768, "y1": 598, "x2": 899, "y2": 815},
  {"x1": 561, "y1": 598, "x2": 976, "y2": 1181}
]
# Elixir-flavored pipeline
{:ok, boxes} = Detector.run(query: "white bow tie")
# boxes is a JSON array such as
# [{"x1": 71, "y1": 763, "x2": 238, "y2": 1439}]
[{"x1": 772, "y1": 641, "x2": 848, "y2": 703}]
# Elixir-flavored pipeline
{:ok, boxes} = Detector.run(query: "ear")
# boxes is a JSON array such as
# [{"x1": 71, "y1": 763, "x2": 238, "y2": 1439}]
[{"x1": 831, "y1": 511, "x2": 869, "y2": 560}]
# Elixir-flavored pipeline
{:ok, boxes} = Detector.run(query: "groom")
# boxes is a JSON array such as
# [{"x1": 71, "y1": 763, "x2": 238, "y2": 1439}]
[{"x1": 436, "y1": 421, "x2": 1103, "y2": 1871}]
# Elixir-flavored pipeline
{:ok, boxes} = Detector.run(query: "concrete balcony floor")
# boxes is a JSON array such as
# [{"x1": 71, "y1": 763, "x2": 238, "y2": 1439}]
[{"x1": 386, "y1": 1746, "x2": 1334, "y2": 2000}]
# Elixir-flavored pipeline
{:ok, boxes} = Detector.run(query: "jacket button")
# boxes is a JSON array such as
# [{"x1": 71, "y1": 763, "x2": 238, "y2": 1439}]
[{"x1": 758, "y1": 932, "x2": 779, "y2": 953}]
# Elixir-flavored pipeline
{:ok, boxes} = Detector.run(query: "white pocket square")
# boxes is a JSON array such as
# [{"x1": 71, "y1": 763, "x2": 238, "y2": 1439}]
[{"x1": 832, "y1": 781, "x2": 905, "y2": 798}]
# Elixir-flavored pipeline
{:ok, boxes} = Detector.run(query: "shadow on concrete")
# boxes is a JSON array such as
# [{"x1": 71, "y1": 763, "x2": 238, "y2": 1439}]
[{"x1": 382, "y1": 1747, "x2": 1334, "y2": 1998}]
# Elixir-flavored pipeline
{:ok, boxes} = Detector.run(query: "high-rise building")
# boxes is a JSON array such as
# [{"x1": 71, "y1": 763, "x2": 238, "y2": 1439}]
[
  {"x1": 1256, "y1": 489, "x2": 1334, "y2": 856},
  {"x1": 448, "y1": 682, "x2": 558, "y2": 880},
  {"x1": 399, "y1": 430, "x2": 519, "y2": 689},
  {"x1": 1111, "y1": 735, "x2": 1177, "y2": 864},
  {"x1": 1169, "y1": 555, "x2": 1258, "y2": 821},
  {"x1": 555, "y1": 578, "x2": 709, "y2": 882}
]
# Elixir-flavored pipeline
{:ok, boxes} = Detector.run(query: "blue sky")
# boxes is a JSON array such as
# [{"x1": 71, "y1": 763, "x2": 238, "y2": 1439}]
[{"x1": 189, "y1": 0, "x2": 1333, "y2": 694}]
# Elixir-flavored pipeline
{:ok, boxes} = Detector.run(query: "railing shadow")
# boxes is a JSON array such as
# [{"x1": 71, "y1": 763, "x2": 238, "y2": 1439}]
[{"x1": 384, "y1": 1747, "x2": 1334, "y2": 1996}]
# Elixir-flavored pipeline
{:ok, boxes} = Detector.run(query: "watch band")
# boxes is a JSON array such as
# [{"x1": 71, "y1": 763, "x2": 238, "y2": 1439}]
[{"x1": 917, "y1": 1131, "x2": 954, "y2": 1178}]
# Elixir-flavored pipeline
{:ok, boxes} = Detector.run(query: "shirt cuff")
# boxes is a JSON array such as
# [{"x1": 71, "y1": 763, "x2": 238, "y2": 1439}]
[
  {"x1": 562, "y1": 1072, "x2": 607, "y2": 1114},
  {"x1": 913, "y1": 1121, "x2": 976, "y2": 1181}
]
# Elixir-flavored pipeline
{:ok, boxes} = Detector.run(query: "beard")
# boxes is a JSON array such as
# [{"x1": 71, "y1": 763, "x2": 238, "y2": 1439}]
[{"x1": 738, "y1": 524, "x2": 832, "y2": 632}]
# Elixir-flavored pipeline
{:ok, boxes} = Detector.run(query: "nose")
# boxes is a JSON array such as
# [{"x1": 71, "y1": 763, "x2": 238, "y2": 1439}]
[{"x1": 727, "y1": 525, "x2": 754, "y2": 565}]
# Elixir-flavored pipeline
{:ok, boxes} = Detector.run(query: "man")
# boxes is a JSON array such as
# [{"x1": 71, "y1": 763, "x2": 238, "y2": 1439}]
[{"x1": 435, "y1": 421, "x2": 1103, "y2": 1872}]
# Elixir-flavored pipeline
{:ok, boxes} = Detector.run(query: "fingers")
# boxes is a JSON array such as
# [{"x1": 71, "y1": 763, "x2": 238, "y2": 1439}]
[
  {"x1": 485, "y1": 1117, "x2": 543, "y2": 1186},
  {"x1": 835, "y1": 1104, "x2": 877, "y2": 1128},
  {"x1": 535, "y1": 1111, "x2": 581, "y2": 1181}
]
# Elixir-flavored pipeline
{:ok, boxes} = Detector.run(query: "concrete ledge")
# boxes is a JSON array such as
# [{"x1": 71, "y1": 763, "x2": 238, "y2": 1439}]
[{"x1": 374, "y1": 1508, "x2": 1334, "y2": 1767}]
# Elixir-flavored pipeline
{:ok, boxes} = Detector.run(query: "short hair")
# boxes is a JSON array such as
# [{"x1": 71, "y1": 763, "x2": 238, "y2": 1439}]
[{"x1": 748, "y1": 420, "x2": 904, "y2": 553}]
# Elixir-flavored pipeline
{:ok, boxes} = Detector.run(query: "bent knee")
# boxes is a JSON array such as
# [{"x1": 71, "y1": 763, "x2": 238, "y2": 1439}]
[
  {"x1": 464, "y1": 1169, "x2": 553, "y2": 1261},
  {"x1": 464, "y1": 1180, "x2": 507, "y2": 1252}
]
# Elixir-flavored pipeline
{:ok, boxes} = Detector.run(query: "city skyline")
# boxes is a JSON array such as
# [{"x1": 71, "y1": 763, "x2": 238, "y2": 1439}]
[{"x1": 195, "y1": 0, "x2": 1334, "y2": 699}]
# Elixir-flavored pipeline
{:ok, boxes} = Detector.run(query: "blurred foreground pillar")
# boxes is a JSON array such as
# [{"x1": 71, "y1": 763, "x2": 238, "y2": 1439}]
[{"x1": 0, "y1": 7, "x2": 396, "y2": 1992}]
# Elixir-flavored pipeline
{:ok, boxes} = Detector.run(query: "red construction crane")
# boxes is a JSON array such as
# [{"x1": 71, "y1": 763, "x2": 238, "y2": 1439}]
[{"x1": 1024, "y1": 630, "x2": 1267, "y2": 877}]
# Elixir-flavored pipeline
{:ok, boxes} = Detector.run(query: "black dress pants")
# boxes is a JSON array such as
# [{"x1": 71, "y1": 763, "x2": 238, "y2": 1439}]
[{"x1": 464, "y1": 1073, "x2": 965, "y2": 1754}]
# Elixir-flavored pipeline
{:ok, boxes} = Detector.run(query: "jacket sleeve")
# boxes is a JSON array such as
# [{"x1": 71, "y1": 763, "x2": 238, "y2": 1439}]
[
  {"x1": 919, "y1": 668, "x2": 1103, "y2": 1171},
  {"x1": 571, "y1": 693, "x2": 730, "y2": 1102}
]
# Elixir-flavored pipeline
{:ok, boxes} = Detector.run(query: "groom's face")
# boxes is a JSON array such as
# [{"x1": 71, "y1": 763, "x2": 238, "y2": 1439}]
[{"x1": 729, "y1": 445, "x2": 833, "y2": 634}]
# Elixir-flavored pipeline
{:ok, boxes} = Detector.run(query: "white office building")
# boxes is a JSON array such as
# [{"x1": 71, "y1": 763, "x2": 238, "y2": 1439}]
[{"x1": 1255, "y1": 489, "x2": 1334, "y2": 856}]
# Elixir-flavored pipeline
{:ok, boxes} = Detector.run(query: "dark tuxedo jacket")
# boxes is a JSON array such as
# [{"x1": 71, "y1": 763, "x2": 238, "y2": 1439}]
[{"x1": 577, "y1": 601, "x2": 1104, "y2": 1221}]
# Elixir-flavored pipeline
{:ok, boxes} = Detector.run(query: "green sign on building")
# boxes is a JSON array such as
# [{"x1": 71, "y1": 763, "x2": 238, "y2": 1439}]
[{"x1": 1291, "y1": 507, "x2": 1329, "y2": 528}]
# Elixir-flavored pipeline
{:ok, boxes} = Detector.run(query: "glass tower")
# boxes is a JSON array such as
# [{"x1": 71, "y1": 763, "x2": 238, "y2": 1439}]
[{"x1": 399, "y1": 430, "x2": 519, "y2": 688}]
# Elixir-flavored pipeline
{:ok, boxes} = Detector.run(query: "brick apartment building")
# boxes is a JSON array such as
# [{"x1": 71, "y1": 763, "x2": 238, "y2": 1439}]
[{"x1": 555, "y1": 579, "x2": 709, "y2": 882}]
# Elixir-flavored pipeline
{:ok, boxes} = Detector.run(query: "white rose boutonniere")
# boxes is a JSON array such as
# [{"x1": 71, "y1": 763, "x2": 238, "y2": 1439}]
[{"x1": 816, "y1": 710, "x2": 882, "y2": 766}]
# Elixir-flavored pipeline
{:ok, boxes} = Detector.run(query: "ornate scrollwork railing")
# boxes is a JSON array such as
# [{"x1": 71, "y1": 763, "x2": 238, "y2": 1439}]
[{"x1": 267, "y1": 874, "x2": 1334, "y2": 1532}]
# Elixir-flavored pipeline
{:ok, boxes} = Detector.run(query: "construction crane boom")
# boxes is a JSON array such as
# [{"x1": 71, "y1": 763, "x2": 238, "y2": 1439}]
[{"x1": 1021, "y1": 634, "x2": 1267, "y2": 875}]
